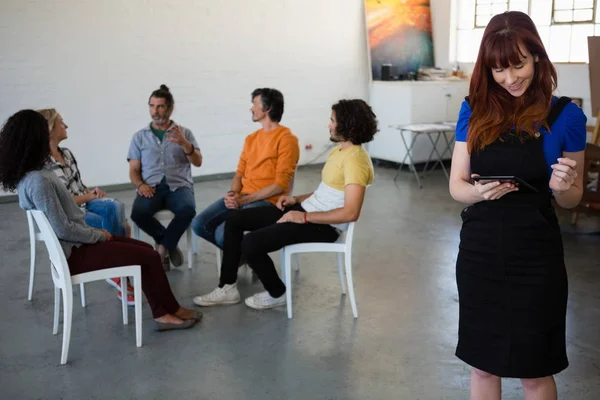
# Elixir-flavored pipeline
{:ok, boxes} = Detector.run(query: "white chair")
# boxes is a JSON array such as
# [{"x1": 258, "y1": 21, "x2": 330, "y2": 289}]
[
  {"x1": 280, "y1": 222, "x2": 358, "y2": 319},
  {"x1": 29, "y1": 210, "x2": 142, "y2": 365},
  {"x1": 132, "y1": 210, "x2": 197, "y2": 269},
  {"x1": 215, "y1": 245, "x2": 222, "y2": 275},
  {"x1": 214, "y1": 245, "x2": 255, "y2": 278},
  {"x1": 26, "y1": 211, "x2": 86, "y2": 306}
]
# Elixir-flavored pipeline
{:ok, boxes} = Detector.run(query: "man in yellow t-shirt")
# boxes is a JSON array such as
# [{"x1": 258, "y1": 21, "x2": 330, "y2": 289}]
[
  {"x1": 193, "y1": 99, "x2": 377, "y2": 310},
  {"x1": 191, "y1": 88, "x2": 300, "y2": 248}
]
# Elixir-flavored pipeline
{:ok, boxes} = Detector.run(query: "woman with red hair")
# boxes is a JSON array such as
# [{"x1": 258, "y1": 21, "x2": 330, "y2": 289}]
[{"x1": 449, "y1": 11, "x2": 586, "y2": 400}]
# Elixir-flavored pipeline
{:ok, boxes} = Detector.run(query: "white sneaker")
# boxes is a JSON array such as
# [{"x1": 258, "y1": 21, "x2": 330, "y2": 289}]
[
  {"x1": 193, "y1": 284, "x2": 240, "y2": 306},
  {"x1": 245, "y1": 291, "x2": 286, "y2": 310}
]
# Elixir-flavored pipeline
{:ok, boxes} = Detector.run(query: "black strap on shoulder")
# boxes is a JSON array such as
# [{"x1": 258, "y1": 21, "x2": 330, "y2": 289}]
[
  {"x1": 464, "y1": 95, "x2": 470, "y2": 105},
  {"x1": 546, "y1": 96, "x2": 571, "y2": 127}
]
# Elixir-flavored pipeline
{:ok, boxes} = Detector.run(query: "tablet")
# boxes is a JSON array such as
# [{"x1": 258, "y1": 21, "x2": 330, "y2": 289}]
[{"x1": 472, "y1": 175, "x2": 539, "y2": 193}]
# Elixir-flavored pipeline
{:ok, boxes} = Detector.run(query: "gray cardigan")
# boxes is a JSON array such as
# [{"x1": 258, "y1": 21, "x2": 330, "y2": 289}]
[{"x1": 18, "y1": 170, "x2": 106, "y2": 258}]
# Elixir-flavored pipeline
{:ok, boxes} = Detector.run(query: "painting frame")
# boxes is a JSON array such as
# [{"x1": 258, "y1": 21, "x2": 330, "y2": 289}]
[{"x1": 364, "y1": 0, "x2": 435, "y2": 81}]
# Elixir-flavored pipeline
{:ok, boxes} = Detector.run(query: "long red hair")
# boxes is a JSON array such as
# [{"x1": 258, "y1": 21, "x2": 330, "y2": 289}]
[{"x1": 467, "y1": 11, "x2": 557, "y2": 153}]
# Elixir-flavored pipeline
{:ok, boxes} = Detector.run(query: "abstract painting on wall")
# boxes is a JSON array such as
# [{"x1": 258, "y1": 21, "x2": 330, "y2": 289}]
[{"x1": 365, "y1": 0, "x2": 435, "y2": 80}]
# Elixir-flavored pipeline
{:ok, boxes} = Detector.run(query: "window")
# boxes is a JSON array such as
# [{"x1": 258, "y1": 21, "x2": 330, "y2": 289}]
[
  {"x1": 475, "y1": 0, "x2": 509, "y2": 27},
  {"x1": 455, "y1": 0, "x2": 600, "y2": 63},
  {"x1": 553, "y1": 0, "x2": 596, "y2": 24}
]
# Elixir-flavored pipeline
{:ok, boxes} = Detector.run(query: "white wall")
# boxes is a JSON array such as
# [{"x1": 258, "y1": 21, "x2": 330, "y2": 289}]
[
  {"x1": 0, "y1": 0, "x2": 370, "y2": 195},
  {"x1": 555, "y1": 64, "x2": 595, "y2": 127},
  {"x1": 2, "y1": 0, "x2": 593, "y2": 197},
  {"x1": 430, "y1": 0, "x2": 454, "y2": 70}
]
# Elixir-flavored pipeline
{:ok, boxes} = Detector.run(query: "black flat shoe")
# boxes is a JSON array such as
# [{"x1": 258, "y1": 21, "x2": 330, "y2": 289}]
[
  {"x1": 153, "y1": 318, "x2": 196, "y2": 332},
  {"x1": 180, "y1": 310, "x2": 203, "y2": 322},
  {"x1": 169, "y1": 247, "x2": 184, "y2": 267}
]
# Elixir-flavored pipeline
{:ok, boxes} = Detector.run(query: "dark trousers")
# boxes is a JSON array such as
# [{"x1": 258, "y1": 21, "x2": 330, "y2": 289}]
[
  {"x1": 68, "y1": 236, "x2": 180, "y2": 318},
  {"x1": 130, "y1": 179, "x2": 196, "y2": 251},
  {"x1": 191, "y1": 196, "x2": 273, "y2": 249},
  {"x1": 220, "y1": 204, "x2": 340, "y2": 297}
]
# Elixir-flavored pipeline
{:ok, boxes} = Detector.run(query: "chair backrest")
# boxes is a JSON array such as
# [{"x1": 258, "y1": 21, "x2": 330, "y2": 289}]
[
  {"x1": 337, "y1": 184, "x2": 369, "y2": 249},
  {"x1": 26, "y1": 209, "x2": 37, "y2": 240},
  {"x1": 581, "y1": 143, "x2": 600, "y2": 205},
  {"x1": 28, "y1": 210, "x2": 72, "y2": 290},
  {"x1": 26, "y1": 210, "x2": 44, "y2": 242},
  {"x1": 337, "y1": 221, "x2": 356, "y2": 251}
]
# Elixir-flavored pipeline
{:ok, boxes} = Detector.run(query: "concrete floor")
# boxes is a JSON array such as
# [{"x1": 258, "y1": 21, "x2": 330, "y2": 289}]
[{"x1": 1, "y1": 166, "x2": 599, "y2": 400}]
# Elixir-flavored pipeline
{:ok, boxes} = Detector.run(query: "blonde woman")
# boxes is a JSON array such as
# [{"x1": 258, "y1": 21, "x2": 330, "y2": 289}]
[{"x1": 39, "y1": 109, "x2": 134, "y2": 300}]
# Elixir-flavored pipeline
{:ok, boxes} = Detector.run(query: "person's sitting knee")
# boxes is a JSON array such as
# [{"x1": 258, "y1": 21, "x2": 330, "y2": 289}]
[
  {"x1": 176, "y1": 204, "x2": 196, "y2": 222},
  {"x1": 224, "y1": 209, "x2": 246, "y2": 232},
  {"x1": 103, "y1": 199, "x2": 121, "y2": 219},
  {"x1": 131, "y1": 204, "x2": 153, "y2": 223},
  {"x1": 191, "y1": 208, "x2": 210, "y2": 236}
]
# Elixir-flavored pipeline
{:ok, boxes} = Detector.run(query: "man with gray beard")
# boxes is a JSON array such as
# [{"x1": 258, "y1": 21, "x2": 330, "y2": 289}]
[{"x1": 128, "y1": 84, "x2": 202, "y2": 271}]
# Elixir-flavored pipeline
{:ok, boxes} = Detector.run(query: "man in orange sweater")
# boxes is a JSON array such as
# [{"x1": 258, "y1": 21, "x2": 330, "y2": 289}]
[{"x1": 191, "y1": 88, "x2": 299, "y2": 248}]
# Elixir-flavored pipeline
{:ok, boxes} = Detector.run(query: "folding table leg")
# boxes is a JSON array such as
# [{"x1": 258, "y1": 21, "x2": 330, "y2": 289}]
[
  {"x1": 430, "y1": 132, "x2": 455, "y2": 175},
  {"x1": 423, "y1": 132, "x2": 442, "y2": 175},
  {"x1": 396, "y1": 129, "x2": 423, "y2": 188},
  {"x1": 425, "y1": 132, "x2": 450, "y2": 179}
]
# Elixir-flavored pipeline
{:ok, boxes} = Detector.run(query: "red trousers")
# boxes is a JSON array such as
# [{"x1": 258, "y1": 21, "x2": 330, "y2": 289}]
[{"x1": 68, "y1": 236, "x2": 180, "y2": 318}]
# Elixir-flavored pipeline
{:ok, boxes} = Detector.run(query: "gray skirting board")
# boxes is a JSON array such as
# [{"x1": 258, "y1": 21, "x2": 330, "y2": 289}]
[{"x1": 0, "y1": 163, "x2": 325, "y2": 204}]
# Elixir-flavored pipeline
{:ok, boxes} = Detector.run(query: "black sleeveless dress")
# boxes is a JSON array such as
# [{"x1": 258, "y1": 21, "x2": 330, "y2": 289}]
[{"x1": 455, "y1": 100, "x2": 570, "y2": 378}]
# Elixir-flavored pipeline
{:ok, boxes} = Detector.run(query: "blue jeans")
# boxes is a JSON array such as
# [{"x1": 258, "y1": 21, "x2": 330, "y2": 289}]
[
  {"x1": 85, "y1": 198, "x2": 127, "y2": 236},
  {"x1": 191, "y1": 197, "x2": 273, "y2": 249},
  {"x1": 130, "y1": 180, "x2": 196, "y2": 251}
]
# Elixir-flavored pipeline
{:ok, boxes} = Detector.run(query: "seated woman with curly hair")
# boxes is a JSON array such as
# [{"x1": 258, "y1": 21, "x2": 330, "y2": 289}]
[
  {"x1": 0, "y1": 109, "x2": 200, "y2": 332},
  {"x1": 193, "y1": 99, "x2": 378, "y2": 310}
]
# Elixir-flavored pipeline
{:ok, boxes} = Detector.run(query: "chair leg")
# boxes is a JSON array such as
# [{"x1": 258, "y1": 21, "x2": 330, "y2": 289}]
[
  {"x1": 186, "y1": 227, "x2": 193, "y2": 270},
  {"x1": 192, "y1": 233, "x2": 199, "y2": 254},
  {"x1": 280, "y1": 249, "x2": 286, "y2": 283},
  {"x1": 344, "y1": 251, "x2": 358, "y2": 318},
  {"x1": 28, "y1": 237, "x2": 36, "y2": 301},
  {"x1": 285, "y1": 250, "x2": 293, "y2": 319},
  {"x1": 53, "y1": 287, "x2": 60, "y2": 335},
  {"x1": 60, "y1": 287, "x2": 74, "y2": 365},
  {"x1": 336, "y1": 253, "x2": 347, "y2": 295},
  {"x1": 121, "y1": 277, "x2": 128, "y2": 325},
  {"x1": 134, "y1": 273, "x2": 142, "y2": 347},
  {"x1": 133, "y1": 224, "x2": 141, "y2": 241},
  {"x1": 216, "y1": 247, "x2": 222, "y2": 277},
  {"x1": 79, "y1": 283, "x2": 86, "y2": 308}
]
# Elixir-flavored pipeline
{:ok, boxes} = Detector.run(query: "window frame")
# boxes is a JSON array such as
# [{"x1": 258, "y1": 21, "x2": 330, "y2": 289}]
[
  {"x1": 458, "y1": 0, "x2": 600, "y2": 63},
  {"x1": 551, "y1": 0, "x2": 597, "y2": 25},
  {"x1": 474, "y1": 0, "x2": 512, "y2": 28}
]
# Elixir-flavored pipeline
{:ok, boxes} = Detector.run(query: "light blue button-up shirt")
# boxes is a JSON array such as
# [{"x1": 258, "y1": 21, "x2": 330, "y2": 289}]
[{"x1": 127, "y1": 122, "x2": 199, "y2": 191}]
